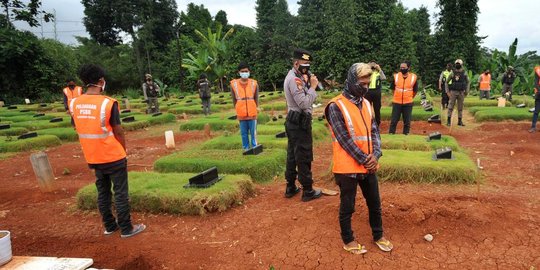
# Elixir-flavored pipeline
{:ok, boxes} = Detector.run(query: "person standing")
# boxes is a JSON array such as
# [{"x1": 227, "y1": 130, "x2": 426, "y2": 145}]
[
  {"x1": 364, "y1": 61, "x2": 386, "y2": 126},
  {"x1": 70, "y1": 64, "x2": 145, "y2": 238},
  {"x1": 528, "y1": 65, "x2": 540, "y2": 133},
  {"x1": 478, "y1": 70, "x2": 492, "y2": 100},
  {"x1": 325, "y1": 63, "x2": 393, "y2": 254},
  {"x1": 388, "y1": 61, "x2": 418, "y2": 135},
  {"x1": 230, "y1": 62, "x2": 259, "y2": 150},
  {"x1": 502, "y1": 66, "x2": 517, "y2": 101},
  {"x1": 197, "y1": 73, "x2": 212, "y2": 116},
  {"x1": 438, "y1": 63, "x2": 453, "y2": 109},
  {"x1": 142, "y1": 74, "x2": 160, "y2": 114},
  {"x1": 283, "y1": 48, "x2": 322, "y2": 202},
  {"x1": 63, "y1": 79, "x2": 83, "y2": 112},
  {"x1": 445, "y1": 59, "x2": 470, "y2": 126}
]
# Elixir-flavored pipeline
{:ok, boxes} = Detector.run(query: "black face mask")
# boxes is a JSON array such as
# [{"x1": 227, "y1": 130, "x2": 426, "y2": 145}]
[
  {"x1": 68, "y1": 85, "x2": 75, "y2": 90},
  {"x1": 299, "y1": 64, "x2": 310, "y2": 75},
  {"x1": 455, "y1": 64, "x2": 462, "y2": 69},
  {"x1": 400, "y1": 68, "x2": 409, "y2": 75},
  {"x1": 350, "y1": 83, "x2": 368, "y2": 98}
]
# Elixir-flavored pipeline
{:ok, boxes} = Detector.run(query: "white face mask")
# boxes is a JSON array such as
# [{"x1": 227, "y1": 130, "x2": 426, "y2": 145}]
[{"x1": 239, "y1": 72, "x2": 250, "y2": 79}]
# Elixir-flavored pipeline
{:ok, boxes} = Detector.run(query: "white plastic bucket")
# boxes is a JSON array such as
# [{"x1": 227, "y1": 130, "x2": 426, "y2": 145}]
[
  {"x1": 0, "y1": 231, "x2": 12, "y2": 266},
  {"x1": 165, "y1": 130, "x2": 175, "y2": 149}
]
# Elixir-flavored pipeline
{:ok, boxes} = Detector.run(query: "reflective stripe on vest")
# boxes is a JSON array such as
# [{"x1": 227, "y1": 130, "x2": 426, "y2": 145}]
[
  {"x1": 393, "y1": 73, "x2": 417, "y2": 104},
  {"x1": 64, "y1": 86, "x2": 82, "y2": 105},
  {"x1": 71, "y1": 98, "x2": 113, "y2": 139},
  {"x1": 326, "y1": 95, "x2": 374, "y2": 174}
]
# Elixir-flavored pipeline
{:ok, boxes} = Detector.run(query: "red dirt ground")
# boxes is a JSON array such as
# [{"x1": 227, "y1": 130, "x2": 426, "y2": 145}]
[{"x1": 1, "y1": 119, "x2": 539, "y2": 269}]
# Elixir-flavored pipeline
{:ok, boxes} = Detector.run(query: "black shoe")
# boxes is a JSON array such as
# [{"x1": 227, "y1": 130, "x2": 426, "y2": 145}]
[
  {"x1": 301, "y1": 189, "x2": 322, "y2": 202},
  {"x1": 446, "y1": 117, "x2": 451, "y2": 126},
  {"x1": 284, "y1": 186, "x2": 300, "y2": 198},
  {"x1": 458, "y1": 118, "x2": 465, "y2": 126}
]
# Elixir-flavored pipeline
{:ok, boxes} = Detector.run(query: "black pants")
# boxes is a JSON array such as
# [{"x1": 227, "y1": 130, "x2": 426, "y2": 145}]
[
  {"x1": 95, "y1": 165, "x2": 133, "y2": 234},
  {"x1": 389, "y1": 103, "x2": 413, "y2": 134},
  {"x1": 285, "y1": 115, "x2": 314, "y2": 191},
  {"x1": 442, "y1": 91, "x2": 449, "y2": 108},
  {"x1": 335, "y1": 173, "x2": 383, "y2": 244},
  {"x1": 364, "y1": 89, "x2": 382, "y2": 126}
]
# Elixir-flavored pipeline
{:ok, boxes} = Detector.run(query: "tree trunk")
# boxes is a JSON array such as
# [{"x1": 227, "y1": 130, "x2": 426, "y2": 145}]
[{"x1": 129, "y1": 29, "x2": 144, "y2": 84}]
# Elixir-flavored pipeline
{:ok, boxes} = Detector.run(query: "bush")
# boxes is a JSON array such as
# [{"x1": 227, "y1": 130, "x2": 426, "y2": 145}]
[
  {"x1": 378, "y1": 149, "x2": 479, "y2": 184},
  {"x1": 154, "y1": 149, "x2": 286, "y2": 182},
  {"x1": 0, "y1": 135, "x2": 62, "y2": 153},
  {"x1": 381, "y1": 134, "x2": 460, "y2": 151},
  {"x1": 37, "y1": 127, "x2": 78, "y2": 141},
  {"x1": 76, "y1": 172, "x2": 255, "y2": 215}
]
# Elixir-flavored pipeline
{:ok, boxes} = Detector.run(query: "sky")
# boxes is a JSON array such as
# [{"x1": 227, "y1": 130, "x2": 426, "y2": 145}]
[{"x1": 12, "y1": 0, "x2": 539, "y2": 54}]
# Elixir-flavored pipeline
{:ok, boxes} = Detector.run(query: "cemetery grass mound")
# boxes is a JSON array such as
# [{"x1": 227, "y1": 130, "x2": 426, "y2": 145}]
[
  {"x1": 76, "y1": 172, "x2": 255, "y2": 215},
  {"x1": 154, "y1": 149, "x2": 286, "y2": 182},
  {"x1": 469, "y1": 107, "x2": 533, "y2": 122},
  {"x1": 0, "y1": 135, "x2": 61, "y2": 153},
  {"x1": 381, "y1": 134, "x2": 460, "y2": 152},
  {"x1": 378, "y1": 149, "x2": 479, "y2": 184},
  {"x1": 37, "y1": 127, "x2": 79, "y2": 141}
]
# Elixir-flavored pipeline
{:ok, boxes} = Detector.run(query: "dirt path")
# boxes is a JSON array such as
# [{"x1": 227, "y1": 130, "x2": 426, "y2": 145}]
[{"x1": 0, "y1": 119, "x2": 539, "y2": 269}]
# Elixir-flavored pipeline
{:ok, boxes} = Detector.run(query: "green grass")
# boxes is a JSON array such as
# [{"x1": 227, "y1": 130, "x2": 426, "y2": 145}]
[
  {"x1": 120, "y1": 113, "x2": 176, "y2": 131},
  {"x1": 179, "y1": 117, "x2": 239, "y2": 131},
  {"x1": 0, "y1": 111, "x2": 35, "y2": 117},
  {"x1": 154, "y1": 148, "x2": 286, "y2": 182},
  {"x1": 378, "y1": 149, "x2": 479, "y2": 184},
  {"x1": 380, "y1": 106, "x2": 441, "y2": 121},
  {"x1": 37, "y1": 127, "x2": 78, "y2": 141},
  {"x1": 11, "y1": 118, "x2": 72, "y2": 130},
  {"x1": 260, "y1": 102, "x2": 288, "y2": 112},
  {"x1": 0, "y1": 114, "x2": 55, "y2": 122},
  {"x1": 470, "y1": 107, "x2": 533, "y2": 122},
  {"x1": 201, "y1": 134, "x2": 288, "y2": 150},
  {"x1": 463, "y1": 97, "x2": 512, "y2": 107},
  {"x1": 0, "y1": 135, "x2": 62, "y2": 153},
  {"x1": 0, "y1": 127, "x2": 29, "y2": 136},
  {"x1": 381, "y1": 134, "x2": 460, "y2": 151},
  {"x1": 76, "y1": 172, "x2": 255, "y2": 215}
]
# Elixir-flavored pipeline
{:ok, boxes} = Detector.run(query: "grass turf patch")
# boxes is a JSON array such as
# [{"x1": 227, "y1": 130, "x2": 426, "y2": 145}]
[
  {"x1": 76, "y1": 172, "x2": 255, "y2": 215},
  {"x1": 380, "y1": 106, "x2": 441, "y2": 121},
  {"x1": 11, "y1": 118, "x2": 72, "y2": 130},
  {"x1": 37, "y1": 127, "x2": 78, "y2": 141},
  {"x1": 471, "y1": 107, "x2": 533, "y2": 122},
  {"x1": 381, "y1": 134, "x2": 460, "y2": 152},
  {"x1": 463, "y1": 97, "x2": 512, "y2": 107},
  {"x1": 378, "y1": 149, "x2": 478, "y2": 184},
  {"x1": 179, "y1": 117, "x2": 239, "y2": 131},
  {"x1": 260, "y1": 102, "x2": 288, "y2": 112},
  {"x1": 0, "y1": 135, "x2": 62, "y2": 153},
  {"x1": 0, "y1": 127, "x2": 29, "y2": 136},
  {"x1": 154, "y1": 149, "x2": 286, "y2": 182},
  {"x1": 200, "y1": 134, "x2": 288, "y2": 150}
]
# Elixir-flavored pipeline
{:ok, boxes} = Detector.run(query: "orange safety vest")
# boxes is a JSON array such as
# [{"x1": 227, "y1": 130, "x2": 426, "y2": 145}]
[
  {"x1": 69, "y1": 95, "x2": 126, "y2": 164},
  {"x1": 327, "y1": 94, "x2": 375, "y2": 174},
  {"x1": 535, "y1": 66, "x2": 540, "y2": 94},
  {"x1": 63, "y1": 86, "x2": 83, "y2": 106},
  {"x1": 479, "y1": 73, "x2": 491, "y2": 91},
  {"x1": 392, "y1": 73, "x2": 417, "y2": 104},
  {"x1": 231, "y1": 79, "x2": 258, "y2": 120}
]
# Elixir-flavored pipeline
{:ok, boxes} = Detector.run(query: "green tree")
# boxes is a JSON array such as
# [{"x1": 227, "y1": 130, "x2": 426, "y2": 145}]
[
  {"x1": 409, "y1": 6, "x2": 435, "y2": 85},
  {"x1": 1, "y1": 0, "x2": 52, "y2": 28},
  {"x1": 296, "y1": 0, "x2": 325, "y2": 58}
]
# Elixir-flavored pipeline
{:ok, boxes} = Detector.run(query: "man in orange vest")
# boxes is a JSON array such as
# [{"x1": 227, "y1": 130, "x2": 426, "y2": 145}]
[
  {"x1": 529, "y1": 65, "x2": 540, "y2": 133},
  {"x1": 63, "y1": 79, "x2": 83, "y2": 112},
  {"x1": 230, "y1": 62, "x2": 259, "y2": 150},
  {"x1": 325, "y1": 63, "x2": 393, "y2": 254},
  {"x1": 478, "y1": 70, "x2": 491, "y2": 100},
  {"x1": 389, "y1": 61, "x2": 418, "y2": 135},
  {"x1": 70, "y1": 64, "x2": 146, "y2": 238}
]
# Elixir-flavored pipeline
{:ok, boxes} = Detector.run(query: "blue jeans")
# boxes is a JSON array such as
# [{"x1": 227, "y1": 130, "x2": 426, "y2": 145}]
[{"x1": 239, "y1": 120, "x2": 257, "y2": 150}]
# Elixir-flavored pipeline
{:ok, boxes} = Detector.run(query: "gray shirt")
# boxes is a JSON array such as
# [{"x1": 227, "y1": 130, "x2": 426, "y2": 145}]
[{"x1": 284, "y1": 69, "x2": 317, "y2": 114}]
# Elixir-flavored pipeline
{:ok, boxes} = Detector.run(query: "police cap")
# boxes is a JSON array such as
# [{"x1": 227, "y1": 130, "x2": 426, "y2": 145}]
[{"x1": 293, "y1": 48, "x2": 312, "y2": 61}]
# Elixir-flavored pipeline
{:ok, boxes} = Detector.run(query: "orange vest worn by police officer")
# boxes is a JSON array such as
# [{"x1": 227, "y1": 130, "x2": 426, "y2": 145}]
[
  {"x1": 327, "y1": 94, "x2": 375, "y2": 174},
  {"x1": 392, "y1": 72, "x2": 417, "y2": 104},
  {"x1": 69, "y1": 95, "x2": 126, "y2": 164},
  {"x1": 63, "y1": 86, "x2": 83, "y2": 106},
  {"x1": 479, "y1": 73, "x2": 491, "y2": 91},
  {"x1": 231, "y1": 79, "x2": 258, "y2": 120}
]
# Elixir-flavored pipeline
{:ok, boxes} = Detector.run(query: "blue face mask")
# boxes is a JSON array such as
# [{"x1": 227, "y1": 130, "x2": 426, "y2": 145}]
[{"x1": 239, "y1": 72, "x2": 250, "y2": 79}]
